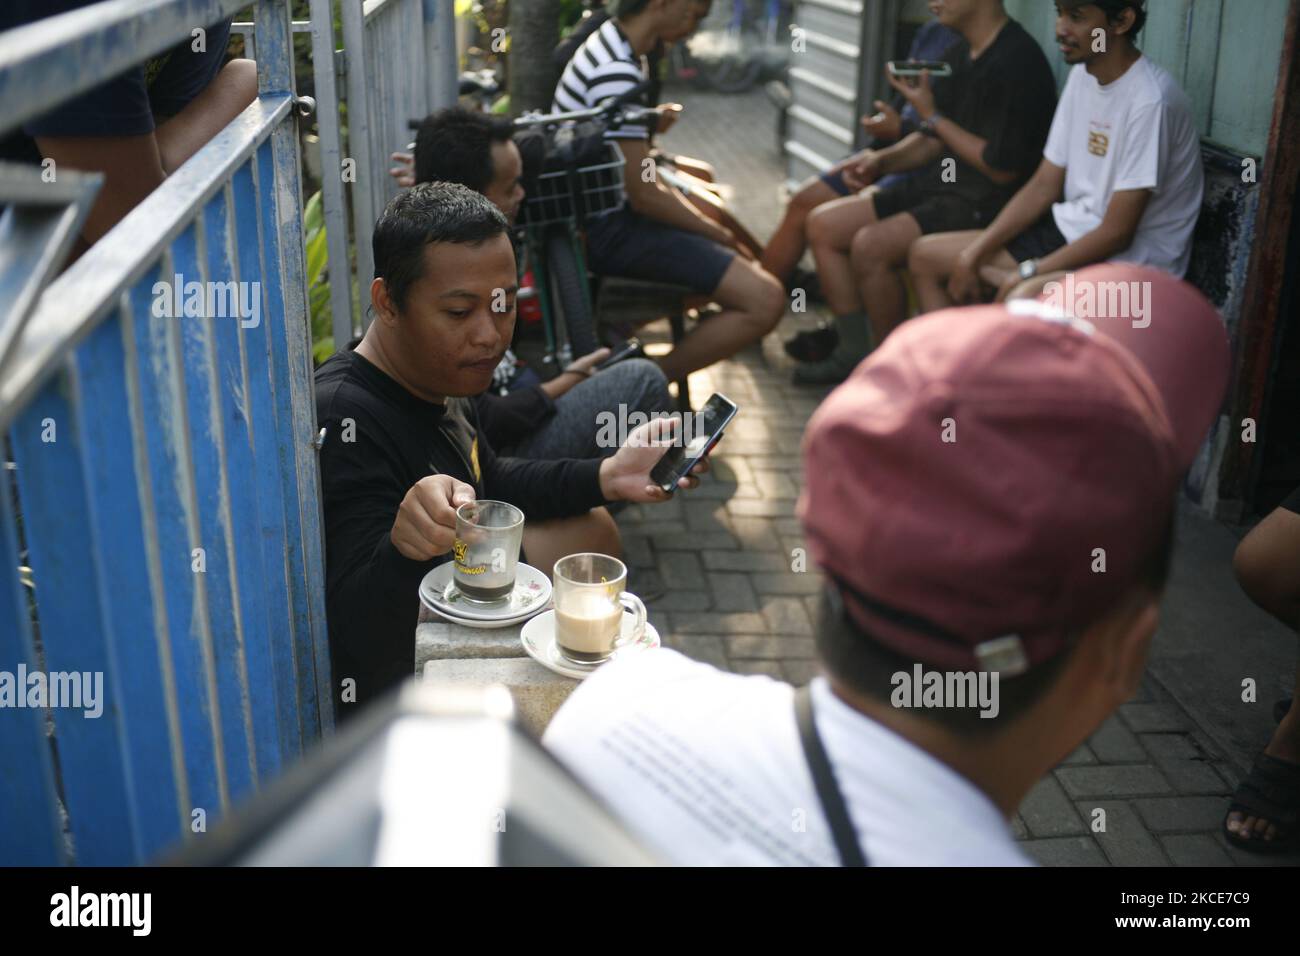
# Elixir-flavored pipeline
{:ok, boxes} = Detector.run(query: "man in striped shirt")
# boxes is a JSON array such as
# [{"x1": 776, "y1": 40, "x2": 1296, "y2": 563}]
[{"x1": 553, "y1": 0, "x2": 786, "y2": 383}]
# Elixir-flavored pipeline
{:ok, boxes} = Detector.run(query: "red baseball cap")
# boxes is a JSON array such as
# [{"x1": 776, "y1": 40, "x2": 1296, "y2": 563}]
[{"x1": 798, "y1": 265, "x2": 1229, "y2": 674}]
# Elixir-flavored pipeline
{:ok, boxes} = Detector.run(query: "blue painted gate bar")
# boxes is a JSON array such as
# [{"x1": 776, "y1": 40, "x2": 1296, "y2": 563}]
[{"x1": 0, "y1": 0, "x2": 331, "y2": 864}]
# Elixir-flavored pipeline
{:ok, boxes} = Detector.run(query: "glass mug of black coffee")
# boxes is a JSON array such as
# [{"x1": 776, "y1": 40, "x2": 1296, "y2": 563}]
[
  {"x1": 552, "y1": 553, "x2": 646, "y2": 664},
  {"x1": 452, "y1": 500, "x2": 524, "y2": 603}
]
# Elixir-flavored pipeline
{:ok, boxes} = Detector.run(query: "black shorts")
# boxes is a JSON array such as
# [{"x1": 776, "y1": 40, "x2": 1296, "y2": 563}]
[
  {"x1": 820, "y1": 166, "x2": 917, "y2": 198},
  {"x1": 584, "y1": 206, "x2": 736, "y2": 294},
  {"x1": 1007, "y1": 213, "x2": 1068, "y2": 262},
  {"x1": 17, "y1": 12, "x2": 233, "y2": 137},
  {"x1": 1283, "y1": 486, "x2": 1300, "y2": 515},
  {"x1": 871, "y1": 177, "x2": 990, "y2": 236}
]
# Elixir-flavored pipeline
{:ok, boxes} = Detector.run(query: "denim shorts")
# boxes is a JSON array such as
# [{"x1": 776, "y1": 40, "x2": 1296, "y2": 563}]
[{"x1": 584, "y1": 206, "x2": 736, "y2": 295}]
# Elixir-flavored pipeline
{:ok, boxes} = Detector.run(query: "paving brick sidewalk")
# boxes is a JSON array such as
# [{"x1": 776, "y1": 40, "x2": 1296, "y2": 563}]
[{"x1": 606, "y1": 85, "x2": 1299, "y2": 867}]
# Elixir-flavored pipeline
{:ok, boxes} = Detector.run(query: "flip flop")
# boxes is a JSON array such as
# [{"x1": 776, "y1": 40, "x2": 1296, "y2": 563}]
[{"x1": 1223, "y1": 753, "x2": 1300, "y2": 852}]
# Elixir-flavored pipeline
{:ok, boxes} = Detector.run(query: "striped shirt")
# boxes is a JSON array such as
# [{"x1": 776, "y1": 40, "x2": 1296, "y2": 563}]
[{"x1": 553, "y1": 18, "x2": 649, "y2": 141}]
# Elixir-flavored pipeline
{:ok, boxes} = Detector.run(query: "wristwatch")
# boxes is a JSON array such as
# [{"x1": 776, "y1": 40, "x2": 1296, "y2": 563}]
[
  {"x1": 1017, "y1": 258, "x2": 1039, "y2": 281},
  {"x1": 919, "y1": 112, "x2": 944, "y2": 137}
]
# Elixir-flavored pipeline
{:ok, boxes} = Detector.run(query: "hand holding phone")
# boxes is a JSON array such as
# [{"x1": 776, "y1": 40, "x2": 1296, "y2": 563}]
[
  {"x1": 598, "y1": 411, "x2": 720, "y2": 503},
  {"x1": 595, "y1": 338, "x2": 643, "y2": 371},
  {"x1": 648, "y1": 393, "x2": 738, "y2": 495}
]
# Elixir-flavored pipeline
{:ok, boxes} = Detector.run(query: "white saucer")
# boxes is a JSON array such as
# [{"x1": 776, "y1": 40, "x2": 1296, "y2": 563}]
[
  {"x1": 419, "y1": 561, "x2": 552, "y2": 623},
  {"x1": 427, "y1": 605, "x2": 553, "y2": 630},
  {"x1": 520, "y1": 609, "x2": 660, "y2": 680}
]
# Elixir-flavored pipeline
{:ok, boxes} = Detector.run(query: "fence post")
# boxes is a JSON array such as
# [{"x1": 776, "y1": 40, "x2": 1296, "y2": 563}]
[
  {"x1": 424, "y1": 0, "x2": 458, "y2": 114},
  {"x1": 256, "y1": 0, "x2": 335, "y2": 737},
  {"x1": 307, "y1": 0, "x2": 357, "y2": 351},
  {"x1": 339, "y1": 0, "x2": 376, "y2": 316}
]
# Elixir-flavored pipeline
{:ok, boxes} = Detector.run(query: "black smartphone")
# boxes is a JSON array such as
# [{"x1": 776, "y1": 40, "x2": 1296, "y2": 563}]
[
  {"x1": 595, "y1": 337, "x2": 642, "y2": 371},
  {"x1": 886, "y1": 59, "x2": 953, "y2": 78},
  {"x1": 648, "y1": 392, "x2": 739, "y2": 495}
]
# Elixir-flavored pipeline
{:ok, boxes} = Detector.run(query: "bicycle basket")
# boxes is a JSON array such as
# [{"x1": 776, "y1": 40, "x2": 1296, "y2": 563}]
[{"x1": 517, "y1": 124, "x2": 627, "y2": 228}]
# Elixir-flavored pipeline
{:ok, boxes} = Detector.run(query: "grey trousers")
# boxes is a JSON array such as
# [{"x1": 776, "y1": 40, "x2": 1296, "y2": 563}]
[{"x1": 509, "y1": 358, "x2": 673, "y2": 461}]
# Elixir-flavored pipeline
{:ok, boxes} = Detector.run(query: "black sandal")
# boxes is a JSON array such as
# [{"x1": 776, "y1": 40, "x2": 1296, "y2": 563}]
[{"x1": 1223, "y1": 753, "x2": 1300, "y2": 852}]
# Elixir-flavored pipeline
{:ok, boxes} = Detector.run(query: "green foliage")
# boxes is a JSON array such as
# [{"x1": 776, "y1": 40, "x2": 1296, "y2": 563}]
[
  {"x1": 303, "y1": 189, "x2": 336, "y2": 364},
  {"x1": 558, "y1": 0, "x2": 588, "y2": 34}
]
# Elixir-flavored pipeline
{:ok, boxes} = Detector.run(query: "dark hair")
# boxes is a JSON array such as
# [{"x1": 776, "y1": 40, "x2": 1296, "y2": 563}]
[
  {"x1": 413, "y1": 106, "x2": 515, "y2": 192},
  {"x1": 1060, "y1": 1, "x2": 1146, "y2": 36},
  {"x1": 371, "y1": 181, "x2": 509, "y2": 314},
  {"x1": 1104, "y1": 0, "x2": 1145, "y2": 36},
  {"x1": 817, "y1": 512, "x2": 1175, "y2": 736},
  {"x1": 609, "y1": 0, "x2": 654, "y2": 18}
]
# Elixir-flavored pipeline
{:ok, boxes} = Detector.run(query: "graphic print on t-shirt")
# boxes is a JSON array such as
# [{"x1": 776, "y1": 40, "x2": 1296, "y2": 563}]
[{"x1": 1087, "y1": 119, "x2": 1110, "y2": 157}]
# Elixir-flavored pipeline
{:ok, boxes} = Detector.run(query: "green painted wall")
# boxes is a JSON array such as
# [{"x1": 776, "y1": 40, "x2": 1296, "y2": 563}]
[{"x1": 993, "y1": 0, "x2": 1287, "y2": 157}]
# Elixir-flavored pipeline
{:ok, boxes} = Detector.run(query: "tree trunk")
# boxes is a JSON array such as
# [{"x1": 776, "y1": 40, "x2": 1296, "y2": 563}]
[{"x1": 508, "y1": 0, "x2": 562, "y2": 115}]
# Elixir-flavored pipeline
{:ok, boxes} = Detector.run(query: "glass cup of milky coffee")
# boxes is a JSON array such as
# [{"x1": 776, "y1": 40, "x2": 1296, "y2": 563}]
[
  {"x1": 452, "y1": 500, "x2": 524, "y2": 603},
  {"x1": 552, "y1": 553, "x2": 646, "y2": 664}
]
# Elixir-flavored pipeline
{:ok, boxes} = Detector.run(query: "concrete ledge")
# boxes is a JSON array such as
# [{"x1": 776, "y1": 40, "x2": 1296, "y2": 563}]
[
  {"x1": 422, "y1": 658, "x2": 579, "y2": 737},
  {"x1": 416, "y1": 619, "x2": 529, "y2": 669}
]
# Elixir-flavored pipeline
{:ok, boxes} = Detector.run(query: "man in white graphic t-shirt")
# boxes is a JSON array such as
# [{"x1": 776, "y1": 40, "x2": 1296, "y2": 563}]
[{"x1": 907, "y1": 0, "x2": 1205, "y2": 309}]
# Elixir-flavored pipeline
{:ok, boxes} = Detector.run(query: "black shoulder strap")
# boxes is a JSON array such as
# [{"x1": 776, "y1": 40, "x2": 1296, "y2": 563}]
[{"x1": 794, "y1": 684, "x2": 868, "y2": 867}]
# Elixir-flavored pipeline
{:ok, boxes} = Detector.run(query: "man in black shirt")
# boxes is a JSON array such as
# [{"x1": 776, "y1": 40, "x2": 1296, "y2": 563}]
[
  {"x1": 316, "y1": 183, "x2": 707, "y2": 719},
  {"x1": 795, "y1": 0, "x2": 1056, "y2": 384}
]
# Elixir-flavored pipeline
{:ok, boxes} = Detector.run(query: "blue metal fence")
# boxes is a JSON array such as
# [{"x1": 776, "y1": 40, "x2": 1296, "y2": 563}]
[
  {"x1": 0, "y1": 0, "x2": 331, "y2": 865},
  {"x1": 235, "y1": 0, "x2": 457, "y2": 349}
]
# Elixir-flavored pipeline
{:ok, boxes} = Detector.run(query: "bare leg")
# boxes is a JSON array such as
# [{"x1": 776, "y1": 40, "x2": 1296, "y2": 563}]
[
  {"x1": 806, "y1": 191, "x2": 879, "y2": 317},
  {"x1": 1226, "y1": 506, "x2": 1300, "y2": 846},
  {"x1": 35, "y1": 58, "x2": 258, "y2": 252},
  {"x1": 656, "y1": 256, "x2": 786, "y2": 381},
  {"x1": 1006, "y1": 270, "x2": 1067, "y2": 302},
  {"x1": 907, "y1": 231, "x2": 987, "y2": 314},
  {"x1": 849, "y1": 213, "x2": 922, "y2": 344},
  {"x1": 762, "y1": 177, "x2": 842, "y2": 284},
  {"x1": 154, "y1": 59, "x2": 258, "y2": 173},
  {"x1": 524, "y1": 507, "x2": 622, "y2": 580}
]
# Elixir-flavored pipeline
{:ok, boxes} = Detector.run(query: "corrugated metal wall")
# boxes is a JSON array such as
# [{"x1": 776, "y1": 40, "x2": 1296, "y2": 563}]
[{"x1": 783, "y1": 0, "x2": 900, "y2": 187}]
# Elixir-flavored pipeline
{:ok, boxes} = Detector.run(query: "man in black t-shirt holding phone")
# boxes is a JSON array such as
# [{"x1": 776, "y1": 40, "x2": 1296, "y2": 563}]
[
  {"x1": 795, "y1": 0, "x2": 1057, "y2": 385},
  {"x1": 315, "y1": 184, "x2": 709, "y2": 720}
]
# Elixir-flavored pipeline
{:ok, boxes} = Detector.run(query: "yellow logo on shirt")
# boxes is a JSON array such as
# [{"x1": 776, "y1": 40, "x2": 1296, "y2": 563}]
[
  {"x1": 1088, "y1": 130, "x2": 1109, "y2": 157},
  {"x1": 470, "y1": 436, "x2": 481, "y2": 482}
]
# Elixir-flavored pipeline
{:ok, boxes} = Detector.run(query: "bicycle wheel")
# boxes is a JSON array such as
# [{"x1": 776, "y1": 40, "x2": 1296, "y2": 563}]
[{"x1": 545, "y1": 226, "x2": 599, "y2": 359}]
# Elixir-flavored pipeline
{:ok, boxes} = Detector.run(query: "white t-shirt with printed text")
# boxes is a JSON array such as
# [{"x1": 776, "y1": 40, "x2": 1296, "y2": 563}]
[
  {"x1": 1043, "y1": 56, "x2": 1203, "y2": 276},
  {"x1": 543, "y1": 649, "x2": 1031, "y2": 866}
]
